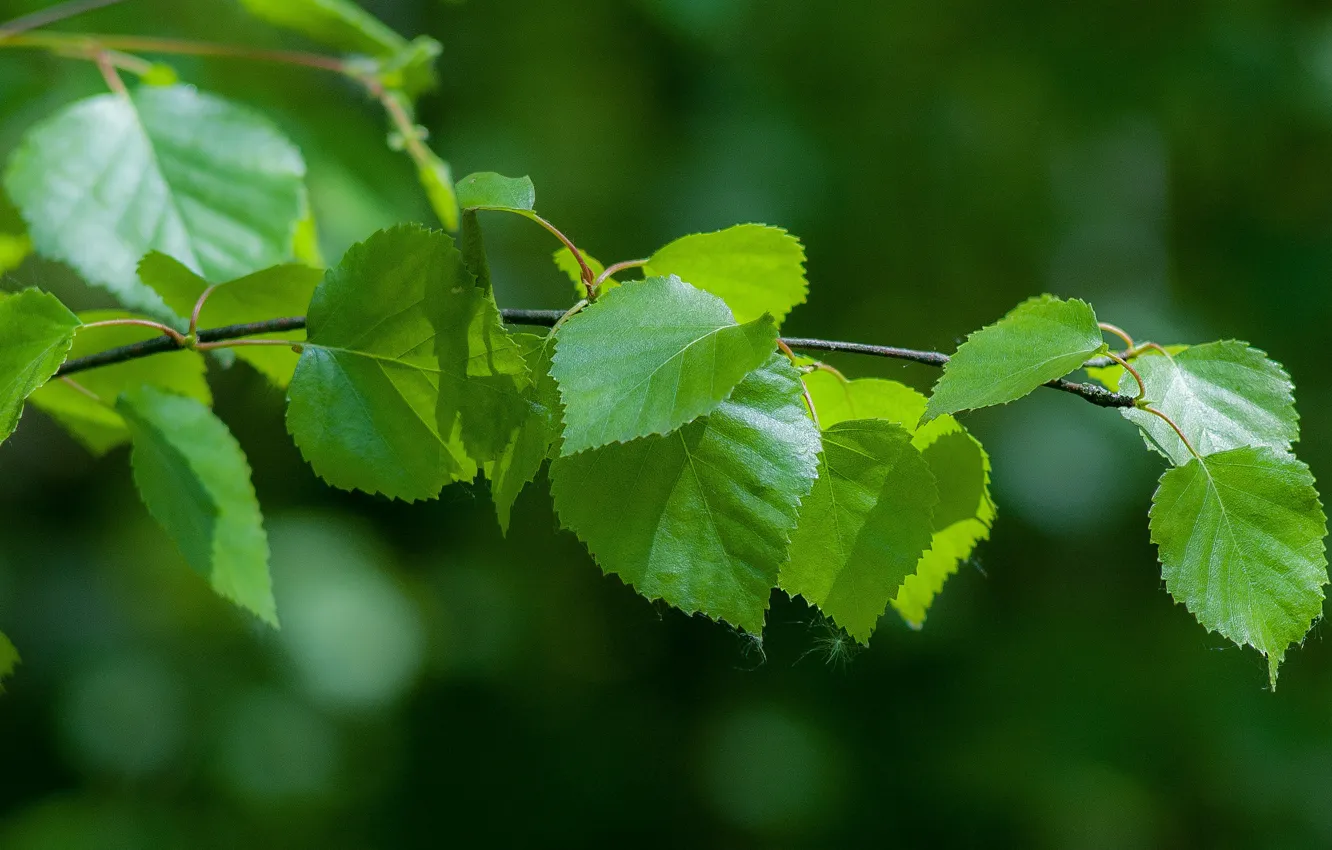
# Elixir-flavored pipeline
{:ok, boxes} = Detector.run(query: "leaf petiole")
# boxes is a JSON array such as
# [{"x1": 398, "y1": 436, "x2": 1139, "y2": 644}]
[
  {"x1": 1136, "y1": 403, "x2": 1200, "y2": 461},
  {"x1": 1098, "y1": 321, "x2": 1135, "y2": 351},
  {"x1": 80, "y1": 317, "x2": 186, "y2": 345}
]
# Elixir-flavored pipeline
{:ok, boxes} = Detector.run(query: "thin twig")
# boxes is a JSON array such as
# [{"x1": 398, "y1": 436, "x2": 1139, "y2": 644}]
[
  {"x1": 0, "y1": 0, "x2": 127, "y2": 40},
  {"x1": 54, "y1": 311, "x2": 1139, "y2": 409},
  {"x1": 0, "y1": 32, "x2": 350, "y2": 73},
  {"x1": 93, "y1": 48, "x2": 125, "y2": 94}
]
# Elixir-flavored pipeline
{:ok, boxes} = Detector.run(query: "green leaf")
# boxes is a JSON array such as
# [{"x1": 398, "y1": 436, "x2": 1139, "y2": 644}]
[
  {"x1": 0, "y1": 232, "x2": 28, "y2": 274},
  {"x1": 645, "y1": 224, "x2": 807, "y2": 325},
  {"x1": 1120, "y1": 341, "x2": 1299, "y2": 466},
  {"x1": 485, "y1": 333, "x2": 562, "y2": 533},
  {"x1": 239, "y1": 0, "x2": 409, "y2": 56},
  {"x1": 552, "y1": 247, "x2": 615, "y2": 299},
  {"x1": 1085, "y1": 344, "x2": 1185, "y2": 392},
  {"x1": 291, "y1": 197, "x2": 325, "y2": 268},
  {"x1": 456, "y1": 172, "x2": 536, "y2": 212},
  {"x1": 802, "y1": 371, "x2": 995, "y2": 628},
  {"x1": 0, "y1": 631, "x2": 17, "y2": 692},
  {"x1": 4, "y1": 86, "x2": 307, "y2": 312},
  {"x1": 0, "y1": 289, "x2": 80, "y2": 445},
  {"x1": 802, "y1": 372, "x2": 928, "y2": 430},
  {"x1": 120, "y1": 385, "x2": 277, "y2": 625},
  {"x1": 373, "y1": 36, "x2": 444, "y2": 99},
  {"x1": 418, "y1": 148, "x2": 461, "y2": 231},
  {"x1": 550, "y1": 354, "x2": 820, "y2": 632},
  {"x1": 892, "y1": 419, "x2": 995, "y2": 628},
  {"x1": 138, "y1": 253, "x2": 321, "y2": 388},
  {"x1": 551, "y1": 275, "x2": 778, "y2": 455},
  {"x1": 923, "y1": 295, "x2": 1107, "y2": 422},
  {"x1": 1149, "y1": 446, "x2": 1327, "y2": 687},
  {"x1": 0, "y1": 191, "x2": 28, "y2": 273},
  {"x1": 286, "y1": 225, "x2": 527, "y2": 501},
  {"x1": 781, "y1": 420, "x2": 938, "y2": 643},
  {"x1": 28, "y1": 310, "x2": 212, "y2": 455}
]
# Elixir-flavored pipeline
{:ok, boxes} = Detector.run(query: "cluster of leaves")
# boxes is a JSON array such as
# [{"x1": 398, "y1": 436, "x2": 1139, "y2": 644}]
[{"x1": 0, "y1": 0, "x2": 1325, "y2": 691}]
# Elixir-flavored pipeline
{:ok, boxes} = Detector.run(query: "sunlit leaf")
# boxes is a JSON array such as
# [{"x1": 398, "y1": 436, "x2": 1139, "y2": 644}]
[
  {"x1": 923, "y1": 295, "x2": 1107, "y2": 422},
  {"x1": 803, "y1": 371, "x2": 927, "y2": 430},
  {"x1": 551, "y1": 275, "x2": 778, "y2": 454},
  {"x1": 1121, "y1": 341, "x2": 1298, "y2": 466},
  {"x1": 4, "y1": 86, "x2": 307, "y2": 312},
  {"x1": 552, "y1": 247, "x2": 616, "y2": 299},
  {"x1": 550, "y1": 355, "x2": 820, "y2": 632},
  {"x1": 1150, "y1": 446, "x2": 1327, "y2": 687},
  {"x1": 291, "y1": 196, "x2": 325, "y2": 268},
  {"x1": 0, "y1": 289, "x2": 80, "y2": 445},
  {"x1": 646, "y1": 224, "x2": 807, "y2": 325},
  {"x1": 29, "y1": 310, "x2": 211, "y2": 455},
  {"x1": 120, "y1": 386, "x2": 277, "y2": 625},
  {"x1": 0, "y1": 233, "x2": 28, "y2": 274},
  {"x1": 139, "y1": 253, "x2": 320, "y2": 388},
  {"x1": 1084, "y1": 344, "x2": 1185, "y2": 392}
]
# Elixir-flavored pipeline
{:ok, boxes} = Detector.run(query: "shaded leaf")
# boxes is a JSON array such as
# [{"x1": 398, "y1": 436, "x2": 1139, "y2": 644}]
[
  {"x1": 456, "y1": 172, "x2": 535, "y2": 211},
  {"x1": 802, "y1": 371, "x2": 995, "y2": 628},
  {"x1": 0, "y1": 289, "x2": 80, "y2": 444},
  {"x1": 892, "y1": 420, "x2": 995, "y2": 628},
  {"x1": 646, "y1": 224, "x2": 807, "y2": 325},
  {"x1": 550, "y1": 355, "x2": 820, "y2": 632},
  {"x1": 4, "y1": 86, "x2": 307, "y2": 312},
  {"x1": 1149, "y1": 446, "x2": 1327, "y2": 687},
  {"x1": 243, "y1": 0, "x2": 442, "y2": 98},
  {"x1": 0, "y1": 631, "x2": 16, "y2": 692},
  {"x1": 139, "y1": 253, "x2": 320, "y2": 387},
  {"x1": 781, "y1": 420, "x2": 938, "y2": 642},
  {"x1": 120, "y1": 386, "x2": 277, "y2": 625},
  {"x1": 418, "y1": 148, "x2": 460, "y2": 231},
  {"x1": 286, "y1": 226, "x2": 526, "y2": 501},
  {"x1": 1121, "y1": 341, "x2": 1298, "y2": 466},
  {"x1": 485, "y1": 333, "x2": 561, "y2": 533},
  {"x1": 239, "y1": 0, "x2": 408, "y2": 55},
  {"x1": 29, "y1": 310, "x2": 211, "y2": 455},
  {"x1": 923, "y1": 295, "x2": 1107, "y2": 421},
  {"x1": 551, "y1": 275, "x2": 778, "y2": 455}
]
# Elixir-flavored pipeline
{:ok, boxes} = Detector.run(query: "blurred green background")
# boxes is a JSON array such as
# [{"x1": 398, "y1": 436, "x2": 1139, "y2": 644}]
[{"x1": 3, "y1": 0, "x2": 1332, "y2": 846}]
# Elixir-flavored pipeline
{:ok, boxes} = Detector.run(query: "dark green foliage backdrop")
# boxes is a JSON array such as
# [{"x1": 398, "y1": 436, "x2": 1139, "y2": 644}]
[{"x1": 3, "y1": 0, "x2": 1332, "y2": 845}]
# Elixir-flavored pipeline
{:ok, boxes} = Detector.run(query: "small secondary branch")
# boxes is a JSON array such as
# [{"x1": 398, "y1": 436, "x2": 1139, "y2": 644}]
[
  {"x1": 54, "y1": 311, "x2": 1138, "y2": 408},
  {"x1": 0, "y1": 0, "x2": 127, "y2": 40},
  {"x1": 0, "y1": 32, "x2": 350, "y2": 73}
]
